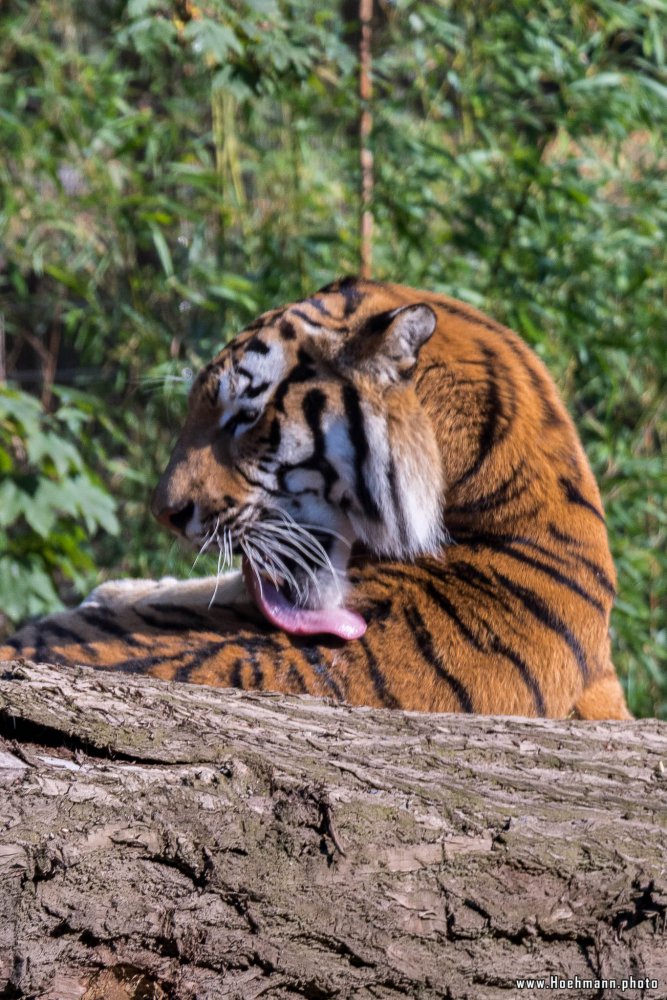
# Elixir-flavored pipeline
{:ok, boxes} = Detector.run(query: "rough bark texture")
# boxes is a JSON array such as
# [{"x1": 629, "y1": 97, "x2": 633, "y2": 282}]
[{"x1": 1, "y1": 659, "x2": 666, "y2": 1000}]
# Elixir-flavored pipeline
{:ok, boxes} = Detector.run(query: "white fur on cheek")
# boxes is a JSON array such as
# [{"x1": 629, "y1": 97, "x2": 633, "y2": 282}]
[
  {"x1": 217, "y1": 343, "x2": 285, "y2": 433},
  {"x1": 393, "y1": 438, "x2": 445, "y2": 553},
  {"x1": 342, "y1": 399, "x2": 444, "y2": 560}
]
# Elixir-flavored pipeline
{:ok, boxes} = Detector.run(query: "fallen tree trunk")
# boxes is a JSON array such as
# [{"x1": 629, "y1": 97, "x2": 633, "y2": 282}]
[{"x1": 0, "y1": 660, "x2": 666, "y2": 1000}]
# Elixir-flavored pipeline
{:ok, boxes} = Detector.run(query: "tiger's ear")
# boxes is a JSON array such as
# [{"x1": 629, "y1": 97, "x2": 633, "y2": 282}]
[{"x1": 342, "y1": 304, "x2": 437, "y2": 384}]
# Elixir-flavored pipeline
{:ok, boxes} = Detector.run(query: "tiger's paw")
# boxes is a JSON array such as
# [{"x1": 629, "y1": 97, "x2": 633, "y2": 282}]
[{"x1": 571, "y1": 674, "x2": 633, "y2": 721}]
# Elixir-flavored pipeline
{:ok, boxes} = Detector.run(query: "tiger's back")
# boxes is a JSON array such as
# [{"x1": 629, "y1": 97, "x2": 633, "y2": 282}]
[{"x1": 1, "y1": 279, "x2": 630, "y2": 719}]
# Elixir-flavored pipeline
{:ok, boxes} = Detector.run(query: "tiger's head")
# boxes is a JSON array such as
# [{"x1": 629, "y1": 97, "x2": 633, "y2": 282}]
[{"x1": 152, "y1": 281, "x2": 445, "y2": 639}]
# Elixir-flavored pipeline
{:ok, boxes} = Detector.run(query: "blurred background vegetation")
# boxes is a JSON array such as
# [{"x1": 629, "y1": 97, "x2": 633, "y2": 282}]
[{"x1": 0, "y1": 0, "x2": 665, "y2": 716}]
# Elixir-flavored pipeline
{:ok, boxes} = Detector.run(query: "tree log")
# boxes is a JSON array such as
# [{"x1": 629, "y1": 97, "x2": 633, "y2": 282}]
[{"x1": 1, "y1": 659, "x2": 666, "y2": 1000}]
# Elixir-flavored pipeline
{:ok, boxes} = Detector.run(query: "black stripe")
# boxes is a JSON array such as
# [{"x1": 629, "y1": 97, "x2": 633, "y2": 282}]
[
  {"x1": 101, "y1": 647, "x2": 199, "y2": 674},
  {"x1": 435, "y1": 299, "x2": 507, "y2": 335},
  {"x1": 455, "y1": 527, "x2": 616, "y2": 599},
  {"x1": 416, "y1": 361, "x2": 449, "y2": 390},
  {"x1": 524, "y1": 361, "x2": 564, "y2": 427},
  {"x1": 245, "y1": 336, "x2": 270, "y2": 355},
  {"x1": 217, "y1": 607, "x2": 276, "y2": 634},
  {"x1": 172, "y1": 642, "x2": 228, "y2": 682},
  {"x1": 548, "y1": 523, "x2": 583, "y2": 547},
  {"x1": 32, "y1": 619, "x2": 99, "y2": 659},
  {"x1": 79, "y1": 608, "x2": 143, "y2": 643},
  {"x1": 455, "y1": 343, "x2": 514, "y2": 487},
  {"x1": 547, "y1": 527, "x2": 616, "y2": 596},
  {"x1": 358, "y1": 308, "x2": 397, "y2": 339},
  {"x1": 341, "y1": 383, "x2": 381, "y2": 521},
  {"x1": 301, "y1": 643, "x2": 345, "y2": 702},
  {"x1": 559, "y1": 476, "x2": 605, "y2": 523},
  {"x1": 448, "y1": 461, "x2": 529, "y2": 516},
  {"x1": 287, "y1": 662, "x2": 308, "y2": 694},
  {"x1": 486, "y1": 631, "x2": 546, "y2": 716},
  {"x1": 435, "y1": 299, "x2": 566, "y2": 429},
  {"x1": 358, "y1": 636, "x2": 400, "y2": 708},
  {"x1": 459, "y1": 532, "x2": 606, "y2": 614},
  {"x1": 134, "y1": 604, "x2": 210, "y2": 629},
  {"x1": 172, "y1": 641, "x2": 240, "y2": 683},
  {"x1": 231, "y1": 657, "x2": 244, "y2": 688},
  {"x1": 424, "y1": 581, "x2": 482, "y2": 648},
  {"x1": 340, "y1": 284, "x2": 363, "y2": 317},
  {"x1": 241, "y1": 317, "x2": 266, "y2": 332},
  {"x1": 243, "y1": 308, "x2": 285, "y2": 333},
  {"x1": 245, "y1": 380, "x2": 271, "y2": 399},
  {"x1": 291, "y1": 307, "x2": 323, "y2": 328},
  {"x1": 318, "y1": 276, "x2": 364, "y2": 317},
  {"x1": 267, "y1": 416, "x2": 281, "y2": 450},
  {"x1": 493, "y1": 569, "x2": 590, "y2": 681},
  {"x1": 447, "y1": 559, "x2": 517, "y2": 616},
  {"x1": 403, "y1": 605, "x2": 473, "y2": 712},
  {"x1": 365, "y1": 562, "x2": 428, "y2": 584},
  {"x1": 223, "y1": 408, "x2": 258, "y2": 435},
  {"x1": 302, "y1": 388, "x2": 326, "y2": 441},
  {"x1": 273, "y1": 348, "x2": 317, "y2": 412},
  {"x1": 33, "y1": 630, "x2": 56, "y2": 666},
  {"x1": 173, "y1": 632, "x2": 283, "y2": 683},
  {"x1": 363, "y1": 596, "x2": 393, "y2": 623},
  {"x1": 316, "y1": 279, "x2": 340, "y2": 294},
  {"x1": 280, "y1": 320, "x2": 297, "y2": 341},
  {"x1": 305, "y1": 296, "x2": 333, "y2": 316},
  {"x1": 250, "y1": 650, "x2": 264, "y2": 689},
  {"x1": 275, "y1": 387, "x2": 339, "y2": 500},
  {"x1": 421, "y1": 576, "x2": 545, "y2": 714},
  {"x1": 235, "y1": 466, "x2": 287, "y2": 499}
]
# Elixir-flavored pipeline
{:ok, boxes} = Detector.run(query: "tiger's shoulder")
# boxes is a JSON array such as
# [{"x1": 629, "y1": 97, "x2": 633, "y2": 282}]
[{"x1": 1, "y1": 279, "x2": 631, "y2": 720}]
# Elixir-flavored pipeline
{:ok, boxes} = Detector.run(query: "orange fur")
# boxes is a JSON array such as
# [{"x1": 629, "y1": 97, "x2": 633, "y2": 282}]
[{"x1": 1, "y1": 280, "x2": 631, "y2": 719}]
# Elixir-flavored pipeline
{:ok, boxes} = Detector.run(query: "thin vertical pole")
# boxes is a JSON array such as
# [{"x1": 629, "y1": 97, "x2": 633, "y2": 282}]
[
  {"x1": 359, "y1": 0, "x2": 373, "y2": 278},
  {"x1": 0, "y1": 313, "x2": 5, "y2": 384}
]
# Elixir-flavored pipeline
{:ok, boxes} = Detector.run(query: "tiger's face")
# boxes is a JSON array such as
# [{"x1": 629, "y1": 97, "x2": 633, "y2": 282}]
[{"x1": 152, "y1": 289, "x2": 445, "y2": 639}]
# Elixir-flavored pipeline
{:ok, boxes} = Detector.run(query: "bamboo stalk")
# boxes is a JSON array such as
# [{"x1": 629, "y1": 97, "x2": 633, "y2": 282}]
[
  {"x1": 0, "y1": 313, "x2": 5, "y2": 384},
  {"x1": 359, "y1": 0, "x2": 373, "y2": 279}
]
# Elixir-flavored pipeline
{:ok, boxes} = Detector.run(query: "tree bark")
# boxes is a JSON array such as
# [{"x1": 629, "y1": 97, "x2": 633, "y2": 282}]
[{"x1": 1, "y1": 659, "x2": 666, "y2": 1000}]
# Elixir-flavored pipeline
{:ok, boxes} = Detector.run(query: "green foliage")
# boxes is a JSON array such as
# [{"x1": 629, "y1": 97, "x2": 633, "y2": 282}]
[
  {"x1": 0, "y1": 387, "x2": 119, "y2": 624},
  {"x1": 0, "y1": 0, "x2": 665, "y2": 715}
]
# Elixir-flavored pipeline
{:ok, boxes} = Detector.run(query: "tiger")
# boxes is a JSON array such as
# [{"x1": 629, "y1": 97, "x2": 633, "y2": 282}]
[{"x1": 1, "y1": 278, "x2": 631, "y2": 719}]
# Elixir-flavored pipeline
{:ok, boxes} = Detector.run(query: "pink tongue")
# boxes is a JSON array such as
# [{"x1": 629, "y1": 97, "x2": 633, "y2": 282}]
[{"x1": 242, "y1": 557, "x2": 366, "y2": 640}]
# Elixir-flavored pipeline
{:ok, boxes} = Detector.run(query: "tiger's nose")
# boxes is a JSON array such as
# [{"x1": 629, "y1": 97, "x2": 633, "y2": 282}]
[{"x1": 154, "y1": 501, "x2": 195, "y2": 535}]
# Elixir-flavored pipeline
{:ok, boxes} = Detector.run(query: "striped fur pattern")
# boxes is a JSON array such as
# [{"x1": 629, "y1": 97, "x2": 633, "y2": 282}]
[{"x1": 1, "y1": 279, "x2": 630, "y2": 719}]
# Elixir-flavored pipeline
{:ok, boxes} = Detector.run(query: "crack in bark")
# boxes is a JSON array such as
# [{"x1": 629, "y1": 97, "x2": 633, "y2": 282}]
[{"x1": 0, "y1": 707, "x2": 168, "y2": 767}]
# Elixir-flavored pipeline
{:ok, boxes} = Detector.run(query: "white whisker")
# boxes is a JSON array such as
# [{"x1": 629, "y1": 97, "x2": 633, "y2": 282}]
[
  {"x1": 249, "y1": 527, "x2": 328, "y2": 597},
  {"x1": 191, "y1": 516, "x2": 219, "y2": 575},
  {"x1": 261, "y1": 514, "x2": 344, "y2": 599},
  {"x1": 272, "y1": 507, "x2": 350, "y2": 545},
  {"x1": 244, "y1": 535, "x2": 307, "y2": 602},
  {"x1": 262, "y1": 516, "x2": 339, "y2": 562},
  {"x1": 240, "y1": 540, "x2": 273, "y2": 602},
  {"x1": 209, "y1": 535, "x2": 226, "y2": 609},
  {"x1": 250, "y1": 522, "x2": 331, "y2": 569},
  {"x1": 273, "y1": 507, "x2": 351, "y2": 546}
]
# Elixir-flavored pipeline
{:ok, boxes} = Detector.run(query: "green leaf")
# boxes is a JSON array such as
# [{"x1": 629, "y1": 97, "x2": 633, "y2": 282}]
[
  {"x1": 150, "y1": 226, "x2": 174, "y2": 278},
  {"x1": 569, "y1": 72, "x2": 625, "y2": 91},
  {"x1": 0, "y1": 480, "x2": 26, "y2": 527},
  {"x1": 184, "y1": 19, "x2": 243, "y2": 63}
]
